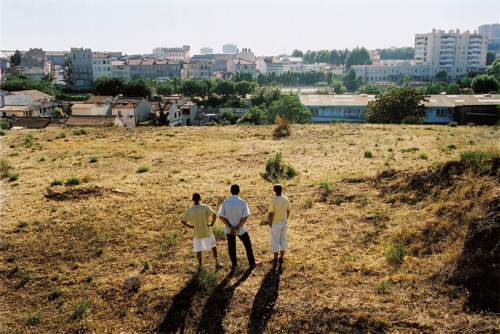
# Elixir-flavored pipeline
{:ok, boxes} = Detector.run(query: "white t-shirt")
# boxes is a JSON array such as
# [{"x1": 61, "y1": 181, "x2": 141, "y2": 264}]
[{"x1": 218, "y1": 195, "x2": 251, "y2": 235}]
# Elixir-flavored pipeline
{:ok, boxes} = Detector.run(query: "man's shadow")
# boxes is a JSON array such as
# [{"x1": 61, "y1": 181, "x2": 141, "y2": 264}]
[
  {"x1": 196, "y1": 267, "x2": 254, "y2": 333},
  {"x1": 247, "y1": 264, "x2": 282, "y2": 334},
  {"x1": 156, "y1": 277, "x2": 202, "y2": 334}
]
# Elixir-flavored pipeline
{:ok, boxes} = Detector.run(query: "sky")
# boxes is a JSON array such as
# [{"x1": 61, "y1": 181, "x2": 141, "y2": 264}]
[{"x1": 1, "y1": 0, "x2": 499, "y2": 56}]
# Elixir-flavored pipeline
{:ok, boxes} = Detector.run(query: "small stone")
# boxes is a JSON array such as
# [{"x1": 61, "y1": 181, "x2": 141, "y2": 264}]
[{"x1": 123, "y1": 276, "x2": 140, "y2": 292}]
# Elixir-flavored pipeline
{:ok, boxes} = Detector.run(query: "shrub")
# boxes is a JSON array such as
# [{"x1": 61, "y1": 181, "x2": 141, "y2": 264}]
[
  {"x1": 447, "y1": 143, "x2": 457, "y2": 149},
  {"x1": 467, "y1": 122, "x2": 476, "y2": 127},
  {"x1": 302, "y1": 196, "x2": 313, "y2": 209},
  {"x1": 194, "y1": 270, "x2": 218, "y2": 291},
  {"x1": 25, "y1": 133, "x2": 34, "y2": 147},
  {"x1": 65, "y1": 177, "x2": 81, "y2": 185},
  {"x1": 73, "y1": 301, "x2": 92, "y2": 318},
  {"x1": 449, "y1": 122, "x2": 458, "y2": 127},
  {"x1": 143, "y1": 260, "x2": 151, "y2": 270},
  {"x1": 364, "y1": 151, "x2": 373, "y2": 158},
  {"x1": 260, "y1": 152, "x2": 298, "y2": 183},
  {"x1": 9, "y1": 173, "x2": 19, "y2": 182},
  {"x1": 385, "y1": 244, "x2": 407, "y2": 265},
  {"x1": 72, "y1": 128, "x2": 87, "y2": 135},
  {"x1": 51, "y1": 179, "x2": 64, "y2": 186},
  {"x1": 272, "y1": 115, "x2": 291, "y2": 138},
  {"x1": 136, "y1": 166, "x2": 149, "y2": 173},
  {"x1": 1, "y1": 158, "x2": 13, "y2": 178},
  {"x1": 50, "y1": 289, "x2": 61, "y2": 300},
  {"x1": 376, "y1": 280, "x2": 388, "y2": 293},
  {"x1": 460, "y1": 149, "x2": 500, "y2": 172},
  {"x1": 1, "y1": 118, "x2": 13, "y2": 130},
  {"x1": 89, "y1": 156, "x2": 100, "y2": 163},
  {"x1": 162, "y1": 231, "x2": 179, "y2": 249},
  {"x1": 401, "y1": 116, "x2": 423, "y2": 124},
  {"x1": 419, "y1": 153, "x2": 428, "y2": 160},
  {"x1": 56, "y1": 131, "x2": 66, "y2": 139},
  {"x1": 26, "y1": 313, "x2": 41, "y2": 325},
  {"x1": 0, "y1": 129, "x2": 5, "y2": 136},
  {"x1": 40, "y1": 156, "x2": 46, "y2": 162}
]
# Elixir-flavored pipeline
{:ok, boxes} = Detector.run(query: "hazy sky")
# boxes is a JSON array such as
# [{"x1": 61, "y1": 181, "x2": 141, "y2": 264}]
[{"x1": 1, "y1": 0, "x2": 499, "y2": 56}]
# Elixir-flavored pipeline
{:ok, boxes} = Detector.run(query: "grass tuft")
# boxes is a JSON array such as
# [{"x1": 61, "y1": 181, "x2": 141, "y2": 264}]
[{"x1": 136, "y1": 166, "x2": 150, "y2": 173}]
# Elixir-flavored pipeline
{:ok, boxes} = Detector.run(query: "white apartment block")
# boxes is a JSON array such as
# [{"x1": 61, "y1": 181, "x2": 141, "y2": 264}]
[
  {"x1": 186, "y1": 60, "x2": 213, "y2": 78},
  {"x1": 222, "y1": 44, "x2": 237, "y2": 54},
  {"x1": 414, "y1": 29, "x2": 488, "y2": 79},
  {"x1": 200, "y1": 47, "x2": 213, "y2": 55},
  {"x1": 92, "y1": 53, "x2": 112, "y2": 79},
  {"x1": 153, "y1": 46, "x2": 190, "y2": 62}
]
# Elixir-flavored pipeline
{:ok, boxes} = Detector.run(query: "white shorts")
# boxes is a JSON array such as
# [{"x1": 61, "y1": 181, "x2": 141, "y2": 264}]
[
  {"x1": 193, "y1": 234, "x2": 216, "y2": 252},
  {"x1": 270, "y1": 221, "x2": 289, "y2": 253}
]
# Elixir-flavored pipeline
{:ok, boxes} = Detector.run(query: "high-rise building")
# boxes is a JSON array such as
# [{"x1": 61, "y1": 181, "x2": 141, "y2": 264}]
[
  {"x1": 479, "y1": 23, "x2": 500, "y2": 51},
  {"x1": 414, "y1": 29, "x2": 488, "y2": 79},
  {"x1": 70, "y1": 48, "x2": 93, "y2": 86},
  {"x1": 222, "y1": 44, "x2": 237, "y2": 54},
  {"x1": 200, "y1": 47, "x2": 213, "y2": 55}
]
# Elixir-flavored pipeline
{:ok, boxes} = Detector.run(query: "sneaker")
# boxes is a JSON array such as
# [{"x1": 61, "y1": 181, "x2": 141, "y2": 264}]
[{"x1": 249, "y1": 261, "x2": 262, "y2": 268}]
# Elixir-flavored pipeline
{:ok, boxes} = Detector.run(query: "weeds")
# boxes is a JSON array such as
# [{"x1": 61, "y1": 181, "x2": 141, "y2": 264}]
[
  {"x1": 447, "y1": 143, "x2": 457, "y2": 150},
  {"x1": 459, "y1": 149, "x2": 500, "y2": 172},
  {"x1": 73, "y1": 300, "x2": 92, "y2": 318},
  {"x1": 272, "y1": 115, "x2": 291, "y2": 138},
  {"x1": 136, "y1": 166, "x2": 150, "y2": 173},
  {"x1": 51, "y1": 179, "x2": 64, "y2": 186},
  {"x1": 194, "y1": 270, "x2": 218, "y2": 291},
  {"x1": 260, "y1": 152, "x2": 298, "y2": 183},
  {"x1": 65, "y1": 177, "x2": 81, "y2": 185},
  {"x1": 24, "y1": 133, "x2": 34, "y2": 147},
  {"x1": 302, "y1": 196, "x2": 313, "y2": 209},
  {"x1": 26, "y1": 313, "x2": 41, "y2": 325},
  {"x1": 56, "y1": 131, "x2": 66, "y2": 139},
  {"x1": 418, "y1": 153, "x2": 428, "y2": 160},
  {"x1": 376, "y1": 280, "x2": 388, "y2": 293},
  {"x1": 364, "y1": 151, "x2": 373, "y2": 158},
  {"x1": 89, "y1": 156, "x2": 100, "y2": 163},
  {"x1": 49, "y1": 289, "x2": 61, "y2": 300},
  {"x1": 162, "y1": 231, "x2": 179, "y2": 249},
  {"x1": 8, "y1": 173, "x2": 19, "y2": 182},
  {"x1": 385, "y1": 244, "x2": 407, "y2": 265},
  {"x1": 449, "y1": 122, "x2": 458, "y2": 127},
  {"x1": 72, "y1": 128, "x2": 87, "y2": 135},
  {"x1": 211, "y1": 223, "x2": 227, "y2": 241},
  {"x1": 143, "y1": 260, "x2": 151, "y2": 270}
]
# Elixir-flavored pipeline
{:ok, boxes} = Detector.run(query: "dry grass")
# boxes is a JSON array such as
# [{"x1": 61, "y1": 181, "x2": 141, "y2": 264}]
[{"x1": 1, "y1": 124, "x2": 500, "y2": 333}]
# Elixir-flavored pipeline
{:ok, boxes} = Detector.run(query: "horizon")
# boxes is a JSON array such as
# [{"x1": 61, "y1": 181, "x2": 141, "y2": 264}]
[{"x1": 1, "y1": 0, "x2": 499, "y2": 56}]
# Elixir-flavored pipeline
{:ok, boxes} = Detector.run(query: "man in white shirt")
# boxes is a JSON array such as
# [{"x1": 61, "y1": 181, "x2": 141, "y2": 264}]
[{"x1": 218, "y1": 184, "x2": 261, "y2": 269}]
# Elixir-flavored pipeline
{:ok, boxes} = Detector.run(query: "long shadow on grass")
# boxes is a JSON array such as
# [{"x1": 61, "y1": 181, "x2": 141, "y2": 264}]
[
  {"x1": 156, "y1": 277, "x2": 202, "y2": 334},
  {"x1": 196, "y1": 267, "x2": 254, "y2": 333},
  {"x1": 247, "y1": 264, "x2": 282, "y2": 334}
]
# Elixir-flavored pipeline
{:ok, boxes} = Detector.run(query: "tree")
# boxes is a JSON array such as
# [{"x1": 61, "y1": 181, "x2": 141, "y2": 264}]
[
  {"x1": 237, "y1": 106, "x2": 265, "y2": 125},
  {"x1": 486, "y1": 59, "x2": 500, "y2": 79},
  {"x1": 53, "y1": 107, "x2": 66, "y2": 117},
  {"x1": 423, "y1": 82, "x2": 445, "y2": 94},
  {"x1": 435, "y1": 70, "x2": 448, "y2": 82},
  {"x1": 345, "y1": 47, "x2": 372, "y2": 70},
  {"x1": 486, "y1": 51, "x2": 496, "y2": 66},
  {"x1": 124, "y1": 76, "x2": 153, "y2": 99},
  {"x1": 471, "y1": 74, "x2": 499, "y2": 93},
  {"x1": 181, "y1": 79, "x2": 207, "y2": 99},
  {"x1": 291, "y1": 49, "x2": 303, "y2": 57},
  {"x1": 364, "y1": 87, "x2": 428, "y2": 124},
  {"x1": 219, "y1": 109, "x2": 240, "y2": 125},
  {"x1": 358, "y1": 83, "x2": 380, "y2": 94},
  {"x1": 156, "y1": 82, "x2": 174, "y2": 96},
  {"x1": 331, "y1": 80, "x2": 347, "y2": 94},
  {"x1": 235, "y1": 80, "x2": 256, "y2": 99},
  {"x1": 342, "y1": 68, "x2": 358, "y2": 91},
  {"x1": 446, "y1": 83, "x2": 461, "y2": 94},
  {"x1": 402, "y1": 75, "x2": 411, "y2": 87},
  {"x1": 264, "y1": 95, "x2": 311, "y2": 124},
  {"x1": 10, "y1": 50, "x2": 21, "y2": 66},
  {"x1": 231, "y1": 71, "x2": 255, "y2": 82},
  {"x1": 92, "y1": 76, "x2": 125, "y2": 96}
]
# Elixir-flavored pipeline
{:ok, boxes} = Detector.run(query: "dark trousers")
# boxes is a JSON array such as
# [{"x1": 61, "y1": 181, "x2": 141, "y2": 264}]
[{"x1": 227, "y1": 232, "x2": 256, "y2": 267}]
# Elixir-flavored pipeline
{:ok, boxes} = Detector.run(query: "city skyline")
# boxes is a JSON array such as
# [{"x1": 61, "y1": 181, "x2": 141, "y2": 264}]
[{"x1": 1, "y1": 0, "x2": 499, "y2": 56}]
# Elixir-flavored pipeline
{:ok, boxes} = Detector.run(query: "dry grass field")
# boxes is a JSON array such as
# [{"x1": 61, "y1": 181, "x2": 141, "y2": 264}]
[{"x1": 1, "y1": 123, "x2": 499, "y2": 333}]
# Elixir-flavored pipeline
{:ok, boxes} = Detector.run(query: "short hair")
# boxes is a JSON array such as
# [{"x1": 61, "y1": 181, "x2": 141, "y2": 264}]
[
  {"x1": 230, "y1": 184, "x2": 240, "y2": 195},
  {"x1": 192, "y1": 193, "x2": 201, "y2": 201},
  {"x1": 274, "y1": 184, "x2": 282, "y2": 195}
]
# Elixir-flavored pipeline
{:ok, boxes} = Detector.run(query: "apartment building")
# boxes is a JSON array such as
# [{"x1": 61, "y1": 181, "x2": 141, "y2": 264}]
[
  {"x1": 92, "y1": 53, "x2": 112, "y2": 79},
  {"x1": 70, "y1": 48, "x2": 93, "y2": 86},
  {"x1": 255, "y1": 56, "x2": 283, "y2": 74},
  {"x1": 227, "y1": 58, "x2": 257, "y2": 76},
  {"x1": 186, "y1": 59, "x2": 214, "y2": 78},
  {"x1": 153, "y1": 46, "x2": 190, "y2": 62},
  {"x1": 479, "y1": 23, "x2": 500, "y2": 51},
  {"x1": 222, "y1": 44, "x2": 237, "y2": 54},
  {"x1": 200, "y1": 47, "x2": 213, "y2": 55},
  {"x1": 414, "y1": 29, "x2": 488, "y2": 79}
]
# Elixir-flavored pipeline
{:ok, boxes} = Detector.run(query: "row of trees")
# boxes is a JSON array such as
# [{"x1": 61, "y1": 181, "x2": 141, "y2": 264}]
[{"x1": 291, "y1": 47, "x2": 372, "y2": 69}]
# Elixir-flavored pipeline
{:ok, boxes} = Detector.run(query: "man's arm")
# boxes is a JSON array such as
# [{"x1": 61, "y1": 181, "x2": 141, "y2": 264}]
[
  {"x1": 181, "y1": 220, "x2": 194, "y2": 229},
  {"x1": 235, "y1": 216, "x2": 247, "y2": 231},
  {"x1": 219, "y1": 216, "x2": 232, "y2": 228},
  {"x1": 268, "y1": 212, "x2": 273, "y2": 228},
  {"x1": 287, "y1": 209, "x2": 290, "y2": 219},
  {"x1": 208, "y1": 213, "x2": 216, "y2": 226}
]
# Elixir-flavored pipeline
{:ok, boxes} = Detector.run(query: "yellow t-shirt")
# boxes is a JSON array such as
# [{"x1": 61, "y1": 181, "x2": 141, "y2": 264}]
[
  {"x1": 182, "y1": 204, "x2": 215, "y2": 239},
  {"x1": 268, "y1": 196, "x2": 290, "y2": 224}
]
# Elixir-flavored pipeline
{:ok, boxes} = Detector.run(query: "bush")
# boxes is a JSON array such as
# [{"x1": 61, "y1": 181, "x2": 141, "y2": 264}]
[
  {"x1": 0, "y1": 129, "x2": 5, "y2": 136},
  {"x1": 24, "y1": 133, "x2": 34, "y2": 147},
  {"x1": 401, "y1": 116, "x2": 423, "y2": 124},
  {"x1": 447, "y1": 143, "x2": 457, "y2": 149},
  {"x1": 9, "y1": 173, "x2": 19, "y2": 182},
  {"x1": 65, "y1": 177, "x2": 81, "y2": 185},
  {"x1": 72, "y1": 128, "x2": 87, "y2": 135},
  {"x1": 1, "y1": 118, "x2": 13, "y2": 130},
  {"x1": 194, "y1": 270, "x2": 218, "y2": 291},
  {"x1": 272, "y1": 115, "x2": 291, "y2": 138},
  {"x1": 467, "y1": 122, "x2": 476, "y2": 127},
  {"x1": 364, "y1": 151, "x2": 373, "y2": 158},
  {"x1": 51, "y1": 179, "x2": 64, "y2": 186},
  {"x1": 460, "y1": 149, "x2": 500, "y2": 172},
  {"x1": 56, "y1": 131, "x2": 66, "y2": 139},
  {"x1": 73, "y1": 301, "x2": 92, "y2": 318},
  {"x1": 211, "y1": 223, "x2": 227, "y2": 241},
  {"x1": 419, "y1": 153, "x2": 428, "y2": 160},
  {"x1": 385, "y1": 244, "x2": 407, "y2": 265},
  {"x1": 449, "y1": 122, "x2": 458, "y2": 127},
  {"x1": 26, "y1": 313, "x2": 41, "y2": 325},
  {"x1": 136, "y1": 166, "x2": 149, "y2": 173},
  {"x1": 260, "y1": 152, "x2": 298, "y2": 183},
  {"x1": 89, "y1": 156, "x2": 99, "y2": 163},
  {"x1": 1, "y1": 158, "x2": 12, "y2": 178}
]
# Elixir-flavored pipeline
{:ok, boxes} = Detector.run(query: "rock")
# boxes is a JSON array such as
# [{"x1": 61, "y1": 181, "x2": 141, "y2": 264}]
[
  {"x1": 123, "y1": 276, "x2": 141, "y2": 292},
  {"x1": 449, "y1": 210, "x2": 500, "y2": 312},
  {"x1": 46, "y1": 187, "x2": 57, "y2": 197}
]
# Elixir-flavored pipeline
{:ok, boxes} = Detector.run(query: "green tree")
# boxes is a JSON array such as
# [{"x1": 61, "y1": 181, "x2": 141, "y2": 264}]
[
  {"x1": 92, "y1": 76, "x2": 125, "y2": 96},
  {"x1": 423, "y1": 82, "x2": 445, "y2": 94},
  {"x1": 53, "y1": 107, "x2": 66, "y2": 117},
  {"x1": 235, "y1": 80, "x2": 256, "y2": 99},
  {"x1": 486, "y1": 51, "x2": 496, "y2": 66},
  {"x1": 124, "y1": 76, "x2": 153, "y2": 99},
  {"x1": 10, "y1": 50, "x2": 21, "y2": 66},
  {"x1": 342, "y1": 68, "x2": 359, "y2": 91},
  {"x1": 486, "y1": 59, "x2": 500, "y2": 79},
  {"x1": 291, "y1": 49, "x2": 303, "y2": 57},
  {"x1": 471, "y1": 74, "x2": 499, "y2": 93},
  {"x1": 219, "y1": 109, "x2": 240, "y2": 124},
  {"x1": 345, "y1": 47, "x2": 372, "y2": 70},
  {"x1": 378, "y1": 47, "x2": 414, "y2": 60},
  {"x1": 181, "y1": 79, "x2": 207, "y2": 99},
  {"x1": 236, "y1": 106, "x2": 265, "y2": 125},
  {"x1": 264, "y1": 95, "x2": 311, "y2": 124},
  {"x1": 445, "y1": 83, "x2": 461, "y2": 94},
  {"x1": 231, "y1": 71, "x2": 255, "y2": 82},
  {"x1": 358, "y1": 83, "x2": 380, "y2": 94},
  {"x1": 156, "y1": 82, "x2": 174, "y2": 96},
  {"x1": 364, "y1": 87, "x2": 428, "y2": 124},
  {"x1": 403, "y1": 75, "x2": 411, "y2": 87},
  {"x1": 435, "y1": 70, "x2": 448, "y2": 82},
  {"x1": 331, "y1": 80, "x2": 347, "y2": 94}
]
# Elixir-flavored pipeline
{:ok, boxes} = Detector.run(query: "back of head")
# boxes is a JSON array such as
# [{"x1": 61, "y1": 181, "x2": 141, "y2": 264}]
[
  {"x1": 274, "y1": 184, "x2": 282, "y2": 196},
  {"x1": 192, "y1": 193, "x2": 201, "y2": 202},
  {"x1": 230, "y1": 184, "x2": 240, "y2": 195}
]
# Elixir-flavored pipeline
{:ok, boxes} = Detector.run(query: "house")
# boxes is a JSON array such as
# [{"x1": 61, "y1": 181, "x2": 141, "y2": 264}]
[
  {"x1": 178, "y1": 103, "x2": 198, "y2": 126},
  {"x1": 111, "y1": 97, "x2": 151, "y2": 127},
  {"x1": 92, "y1": 53, "x2": 112, "y2": 79},
  {"x1": 227, "y1": 58, "x2": 257, "y2": 76},
  {"x1": 255, "y1": 57, "x2": 283, "y2": 74},
  {"x1": 186, "y1": 59, "x2": 214, "y2": 78},
  {"x1": 71, "y1": 102, "x2": 111, "y2": 116},
  {"x1": 65, "y1": 115, "x2": 120, "y2": 127},
  {"x1": 0, "y1": 90, "x2": 57, "y2": 117},
  {"x1": 280, "y1": 56, "x2": 303, "y2": 72}
]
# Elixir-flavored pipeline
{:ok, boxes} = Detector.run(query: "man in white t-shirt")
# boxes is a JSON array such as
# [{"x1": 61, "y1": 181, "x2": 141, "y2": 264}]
[
  {"x1": 218, "y1": 184, "x2": 261, "y2": 269},
  {"x1": 268, "y1": 184, "x2": 290, "y2": 264}
]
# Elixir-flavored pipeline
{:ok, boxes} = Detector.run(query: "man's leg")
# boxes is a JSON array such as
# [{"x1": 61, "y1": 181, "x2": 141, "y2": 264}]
[
  {"x1": 238, "y1": 232, "x2": 257, "y2": 266},
  {"x1": 196, "y1": 251, "x2": 202, "y2": 268},
  {"x1": 227, "y1": 234, "x2": 237, "y2": 267}
]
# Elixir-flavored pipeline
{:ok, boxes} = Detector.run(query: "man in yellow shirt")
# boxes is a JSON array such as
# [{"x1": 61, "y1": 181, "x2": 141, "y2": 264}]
[
  {"x1": 268, "y1": 184, "x2": 290, "y2": 264},
  {"x1": 181, "y1": 193, "x2": 221, "y2": 270}
]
